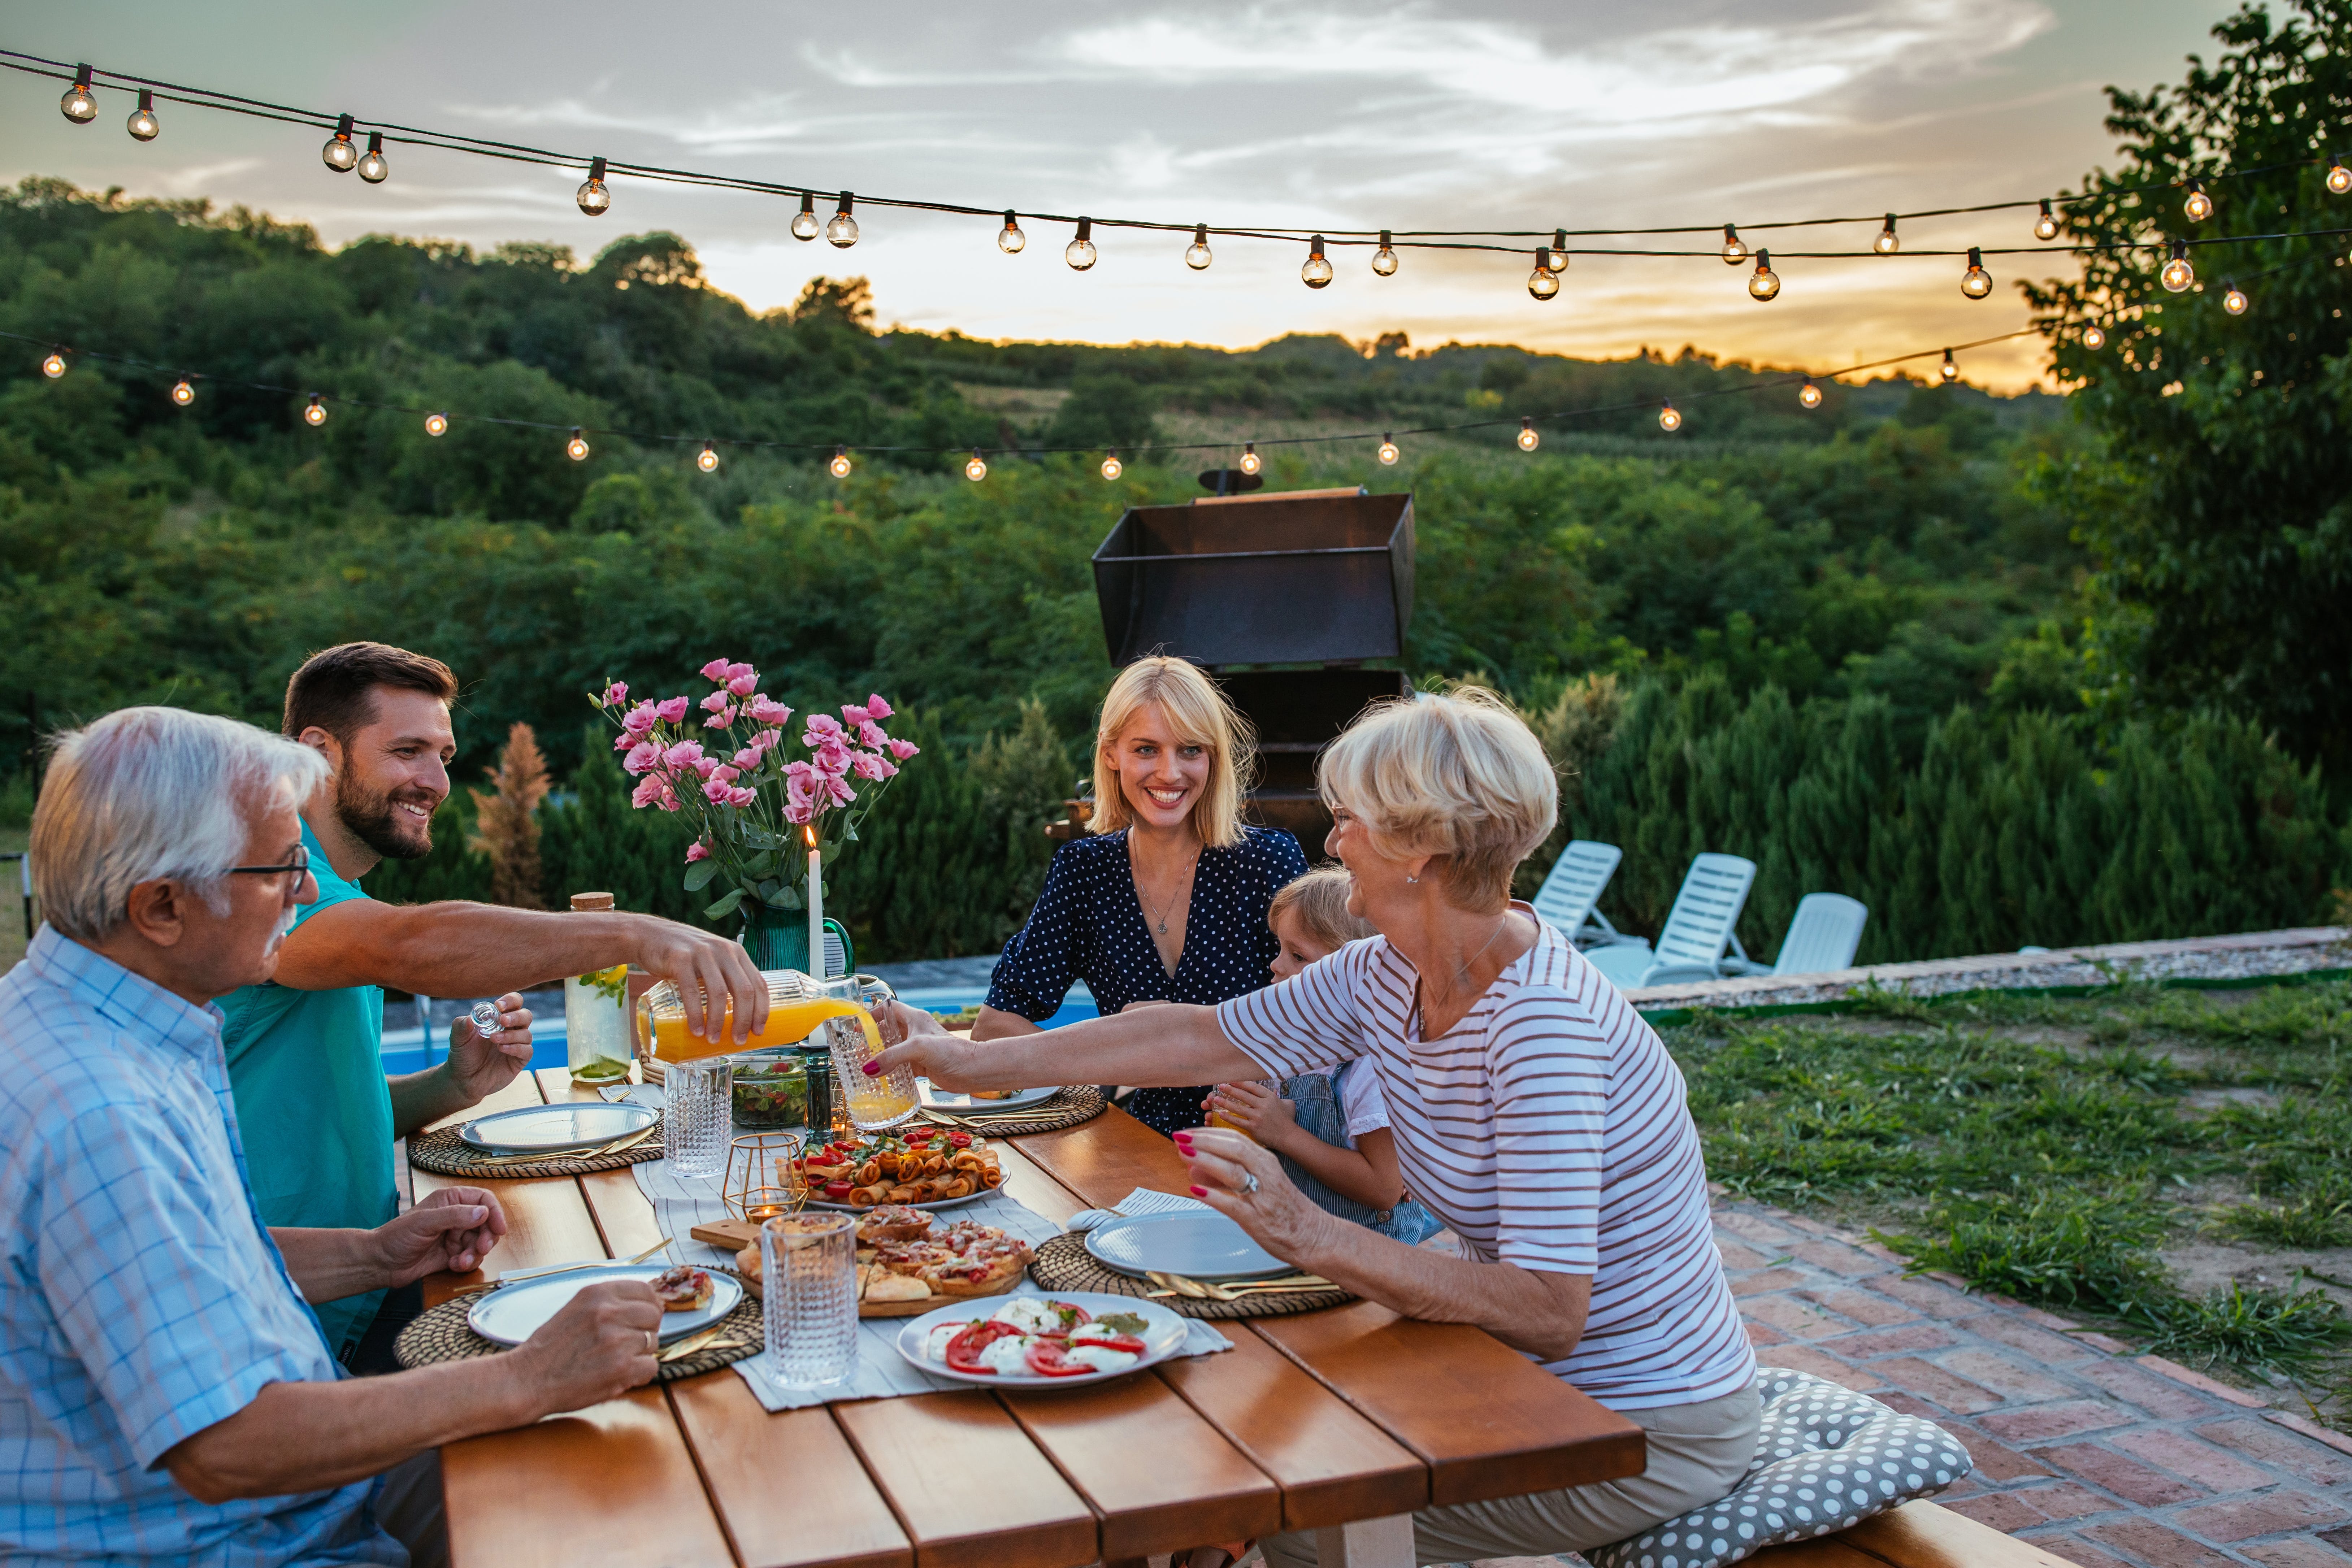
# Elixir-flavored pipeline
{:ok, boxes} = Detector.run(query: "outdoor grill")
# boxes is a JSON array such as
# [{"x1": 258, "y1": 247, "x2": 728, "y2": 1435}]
[{"x1": 1090, "y1": 486, "x2": 1415, "y2": 846}]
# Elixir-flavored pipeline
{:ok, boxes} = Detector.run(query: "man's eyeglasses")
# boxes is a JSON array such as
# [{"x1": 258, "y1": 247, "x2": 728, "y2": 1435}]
[{"x1": 228, "y1": 845, "x2": 312, "y2": 886}]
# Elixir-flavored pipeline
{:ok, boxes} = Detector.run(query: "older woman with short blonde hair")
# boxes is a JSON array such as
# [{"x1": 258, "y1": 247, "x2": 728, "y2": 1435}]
[{"x1": 885, "y1": 686, "x2": 1759, "y2": 1564}]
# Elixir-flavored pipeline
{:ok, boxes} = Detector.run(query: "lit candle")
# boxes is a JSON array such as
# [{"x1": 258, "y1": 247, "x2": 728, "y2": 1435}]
[{"x1": 805, "y1": 825, "x2": 824, "y2": 977}]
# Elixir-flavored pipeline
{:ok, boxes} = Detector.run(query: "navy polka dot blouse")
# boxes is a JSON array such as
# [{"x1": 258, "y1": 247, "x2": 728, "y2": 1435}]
[{"x1": 986, "y1": 826, "x2": 1309, "y2": 1137}]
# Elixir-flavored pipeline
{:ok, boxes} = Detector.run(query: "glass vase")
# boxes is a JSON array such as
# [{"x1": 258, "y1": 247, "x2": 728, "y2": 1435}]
[{"x1": 739, "y1": 900, "x2": 854, "y2": 979}]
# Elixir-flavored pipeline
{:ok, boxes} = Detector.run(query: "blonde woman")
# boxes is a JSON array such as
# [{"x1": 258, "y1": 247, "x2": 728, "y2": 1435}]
[
  {"x1": 975, "y1": 656, "x2": 1308, "y2": 1136},
  {"x1": 884, "y1": 687, "x2": 1757, "y2": 1563}
]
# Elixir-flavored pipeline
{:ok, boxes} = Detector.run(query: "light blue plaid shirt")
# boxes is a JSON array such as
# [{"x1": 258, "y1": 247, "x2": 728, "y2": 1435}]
[{"x1": 0, "y1": 926, "x2": 402, "y2": 1567}]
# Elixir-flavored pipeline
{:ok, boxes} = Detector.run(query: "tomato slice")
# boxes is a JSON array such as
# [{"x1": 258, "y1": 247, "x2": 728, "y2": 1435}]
[
  {"x1": 946, "y1": 1130, "x2": 973, "y2": 1149},
  {"x1": 1074, "y1": 1332, "x2": 1147, "y2": 1356},
  {"x1": 824, "y1": 1181, "x2": 852, "y2": 1200},
  {"x1": 944, "y1": 1321, "x2": 1022, "y2": 1374},
  {"x1": 1024, "y1": 1339, "x2": 1097, "y2": 1377},
  {"x1": 1042, "y1": 1300, "x2": 1092, "y2": 1333}
]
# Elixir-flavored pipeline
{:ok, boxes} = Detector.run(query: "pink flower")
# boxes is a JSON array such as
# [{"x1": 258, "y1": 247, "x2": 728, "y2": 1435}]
[
  {"x1": 703, "y1": 777, "x2": 735, "y2": 805},
  {"x1": 662, "y1": 740, "x2": 706, "y2": 769},
  {"x1": 692, "y1": 757, "x2": 719, "y2": 780},
  {"x1": 749, "y1": 728, "x2": 782, "y2": 754},
  {"x1": 727, "y1": 672, "x2": 758, "y2": 697},
  {"x1": 853, "y1": 720, "x2": 886, "y2": 749},
  {"x1": 862, "y1": 694, "x2": 894, "y2": 720},
  {"x1": 631, "y1": 777, "x2": 665, "y2": 809},
  {"x1": 886, "y1": 737, "x2": 921, "y2": 761},
  {"x1": 727, "y1": 661, "x2": 756, "y2": 682},
  {"x1": 700, "y1": 658, "x2": 733, "y2": 681},
  {"x1": 726, "y1": 785, "x2": 756, "y2": 808},
  {"x1": 811, "y1": 737, "x2": 854, "y2": 777},
  {"x1": 820, "y1": 772, "x2": 855, "y2": 807},
  {"x1": 702, "y1": 705, "x2": 738, "y2": 728},
  {"x1": 600, "y1": 681, "x2": 629, "y2": 707},
  {"x1": 613, "y1": 730, "x2": 639, "y2": 753},
  {"x1": 747, "y1": 695, "x2": 792, "y2": 725},
  {"x1": 655, "y1": 696, "x2": 690, "y2": 724},
  {"x1": 657, "y1": 787, "x2": 680, "y2": 812},
  {"x1": 685, "y1": 841, "x2": 710, "y2": 863},
  {"x1": 699, "y1": 690, "x2": 731, "y2": 713},
  {"x1": 803, "y1": 713, "x2": 844, "y2": 743},
  {"x1": 712, "y1": 763, "x2": 741, "y2": 784},
  {"x1": 732, "y1": 747, "x2": 764, "y2": 769},
  {"x1": 785, "y1": 798, "x2": 816, "y2": 826},
  {"x1": 851, "y1": 750, "x2": 897, "y2": 781},
  {"x1": 622, "y1": 740, "x2": 662, "y2": 776},
  {"x1": 841, "y1": 702, "x2": 871, "y2": 726},
  {"x1": 622, "y1": 701, "x2": 660, "y2": 736}
]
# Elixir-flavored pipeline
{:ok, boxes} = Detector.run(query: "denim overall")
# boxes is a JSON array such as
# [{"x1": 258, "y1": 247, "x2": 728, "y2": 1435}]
[{"x1": 1273, "y1": 1060, "x2": 1441, "y2": 1245}]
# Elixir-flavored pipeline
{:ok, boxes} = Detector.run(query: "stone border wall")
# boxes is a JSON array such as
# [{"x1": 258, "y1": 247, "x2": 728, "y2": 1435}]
[{"x1": 1625, "y1": 926, "x2": 2351, "y2": 1013}]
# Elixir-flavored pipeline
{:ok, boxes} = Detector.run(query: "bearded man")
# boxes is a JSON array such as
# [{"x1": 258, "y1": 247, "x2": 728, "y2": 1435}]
[{"x1": 219, "y1": 642, "x2": 769, "y2": 1369}]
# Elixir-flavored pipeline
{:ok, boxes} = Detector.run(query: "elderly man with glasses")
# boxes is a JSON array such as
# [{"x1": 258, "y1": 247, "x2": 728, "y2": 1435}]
[{"x1": 0, "y1": 707, "x2": 664, "y2": 1568}]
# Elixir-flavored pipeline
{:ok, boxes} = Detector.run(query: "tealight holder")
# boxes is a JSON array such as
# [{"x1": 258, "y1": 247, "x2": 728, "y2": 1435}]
[{"x1": 724, "y1": 1130, "x2": 808, "y2": 1222}]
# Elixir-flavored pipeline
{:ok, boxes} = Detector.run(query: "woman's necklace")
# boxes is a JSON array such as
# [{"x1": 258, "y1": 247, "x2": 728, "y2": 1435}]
[
  {"x1": 1415, "y1": 913, "x2": 1514, "y2": 1034},
  {"x1": 1137, "y1": 846, "x2": 1201, "y2": 936}
]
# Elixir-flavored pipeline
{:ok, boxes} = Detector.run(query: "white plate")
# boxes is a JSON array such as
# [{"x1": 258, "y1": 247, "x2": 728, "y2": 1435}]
[
  {"x1": 893, "y1": 1291, "x2": 1190, "y2": 1387},
  {"x1": 468, "y1": 1264, "x2": 741, "y2": 1346},
  {"x1": 804, "y1": 1186, "x2": 997, "y2": 1215},
  {"x1": 458, "y1": 1102, "x2": 658, "y2": 1154},
  {"x1": 1084, "y1": 1211, "x2": 1293, "y2": 1282},
  {"x1": 918, "y1": 1081, "x2": 1064, "y2": 1113}
]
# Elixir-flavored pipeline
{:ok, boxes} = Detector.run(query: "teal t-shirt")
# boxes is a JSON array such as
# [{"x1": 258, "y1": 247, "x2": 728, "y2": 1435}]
[{"x1": 218, "y1": 819, "x2": 397, "y2": 1361}]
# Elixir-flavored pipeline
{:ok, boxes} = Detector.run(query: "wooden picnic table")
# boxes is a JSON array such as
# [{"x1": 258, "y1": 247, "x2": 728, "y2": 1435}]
[{"x1": 412, "y1": 1069, "x2": 1646, "y2": 1568}]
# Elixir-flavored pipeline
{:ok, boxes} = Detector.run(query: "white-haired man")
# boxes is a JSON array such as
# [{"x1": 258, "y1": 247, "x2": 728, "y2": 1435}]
[{"x1": 0, "y1": 707, "x2": 664, "y2": 1568}]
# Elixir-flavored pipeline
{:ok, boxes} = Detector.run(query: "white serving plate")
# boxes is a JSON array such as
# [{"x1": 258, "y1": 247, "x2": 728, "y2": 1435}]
[
  {"x1": 457, "y1": 1102, "x2": 658, "y2": 1154},
  {"x1": 1084, "y1": 1210, "x2": 1292, "y2": 1283},
  {"x1": 918, "y1": 1080, "x2": 1064, "y2": 1113},
  {"x1": 893, "y1": 1291, "x2": 1189, "y2": 1387},
  {"x1": 468, "y1": 1263, "x2": 741, "y2": 1346}
]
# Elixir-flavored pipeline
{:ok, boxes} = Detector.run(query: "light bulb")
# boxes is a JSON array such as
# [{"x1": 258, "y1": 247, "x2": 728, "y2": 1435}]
[
  {"x1": 1961, "y1": 246, "x2": 1993, "y2": 299},
  {"x1": 1527, "y1": 250, "x2": 1559, "y2": 301},
  {"x1": 1185, "y1": 223, "x2": 1212, "y2": 270},
  {"x1": 2082, "y1": 325, "x2": 2105, "y2": 351},
  {"x1": 999, "y1": 210, "x2": 1025, "y2": 254},
  {"x1": 323, "y1": 113, "x2": 359, "y2": 173},
  {"x1": 1798, "y1": 378, "x2": 1823, "y2": 410},
  {"x1": 2331, "y1": 155, "x2": 2352, "y2": 195},
  {"x1": 1302, "y1": 235, "x2": 1333, "y2": 289},
  {"x1": 965, "y1": 449, "x2": 988, "y2": 481},
  {"x1": 2183, "y1": 179, "x2": 2212, "y2": 222},
  {"x1": 127, "y1": 87, "x2": 159, "y2": 142},
  {"x1": 1377, "y1": 433, "x2": 1399, "y2": 465},
  {"x1": 567, "y1": 427, "x2": 590, "y2": 461},
  {"x1": 1939, "y1": 349, "x2": 1958, "y2": 384},
  {"x1": 1748, "y1": 249, "x2": 1779, "y2": 301},
  {"x1": 2160, "y1": 240, "x2": 2195, "y2": 293},
  {"x1": 358, "y1": 131, "x2": 387, "y2": 183},
  {"x1": 1547, "y1": 229, "x2": 1570, "y2": 273},
  {"x1": 2034, "y1": 198, "x2": 2059, "y2": 242},
  {"x1": 1658, "y1": 402, "x2": 1681, "y2": 433},
  {"x1": 170, "y1": 377, "x2": 194, "y2": 406},
  {"x1": 1875, "y1": 213, "x2": 1899, "y2": 255},
  {"x1": 1101, "y1": 450, "x2": 1122, "y2": 481},
  {"x1": 1516, "y1": 418, "x2": 1539, "y2": 452},
  {"x1": 697, "y1": 442, "x2": 719, "y2": 473},
  {"x1": 1721, "y1": 223, "x2": 1746, "y2": 265},
  {"x1": 791, "y1": 191, "x2": 819, "y2": 242},
  {"x1": 1239, "y1": 442, "x2": 1261, "y2": 475},
  {"x1": 424, "y1": 411, "x2": 448, "y2": 436},
  {"x1": 1066, "y1": 217, "x2": 1096, "y2": 271},
  {"x1": 1373, "y1": 228, "x2": 1398, "y2": 276},
  {"x1": 825, "y1": 192, "x2": 858, "y2": 247},
  {"x1": 829, "y1": 446, "x2": 852, "y2": 478},
  {"x1": 2223, "y1": 279, "x2": 2248, "y2": 315},
  {"x1": 60, "y1": 65, "x2": 95, "y2": 125},
  {"x1": 304, "y1": 395, "x2": 327, "y2": 426},
  {"x1": 577, "y1": 157, "x2": 610, "y2": 217},
  {"x1": 40, "y1": 350, "x2": 66, "y2": 379}
]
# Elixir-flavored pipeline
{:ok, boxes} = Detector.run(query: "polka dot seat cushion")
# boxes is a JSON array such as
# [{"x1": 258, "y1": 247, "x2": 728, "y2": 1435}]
[{"x1": 1587, "y1": 1368, "x2": 1973, "y2": 1568}]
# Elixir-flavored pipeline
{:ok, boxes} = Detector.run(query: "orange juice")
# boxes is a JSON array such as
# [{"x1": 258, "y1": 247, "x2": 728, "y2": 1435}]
[{"x1": 647, "y1": 995, "x2": 866, "y2": 1061}]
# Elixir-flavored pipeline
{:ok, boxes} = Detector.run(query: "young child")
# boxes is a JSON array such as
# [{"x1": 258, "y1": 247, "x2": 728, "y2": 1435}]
[{"x1": 1200, "y1": 866, "x2": 1440, "y2": 1245}]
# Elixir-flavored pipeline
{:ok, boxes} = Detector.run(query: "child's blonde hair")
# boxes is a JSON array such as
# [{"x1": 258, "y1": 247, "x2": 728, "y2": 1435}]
[{"x1": 1268, "y1": 865, "x2": 1376, "y2": 956}]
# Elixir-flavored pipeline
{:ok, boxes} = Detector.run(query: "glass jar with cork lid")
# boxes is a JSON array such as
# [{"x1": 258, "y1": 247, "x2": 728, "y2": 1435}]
[{"x1": 563, "y1": 892, "x2": 634, "y2": 1086}]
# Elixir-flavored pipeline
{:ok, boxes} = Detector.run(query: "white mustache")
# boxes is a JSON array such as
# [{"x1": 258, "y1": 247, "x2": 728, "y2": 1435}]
[{"x1": 264, "y1": 899, "x2": 299, "y2": 954}]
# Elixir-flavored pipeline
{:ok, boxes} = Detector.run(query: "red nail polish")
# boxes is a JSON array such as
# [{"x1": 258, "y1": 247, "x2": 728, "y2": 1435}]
[
  {"x1": 862, "y1": 1060, "x2": 880, "y2": 1075},
  {"x1": 1189, "y1": 1185, "x2": 1208, "y2": 1198}
]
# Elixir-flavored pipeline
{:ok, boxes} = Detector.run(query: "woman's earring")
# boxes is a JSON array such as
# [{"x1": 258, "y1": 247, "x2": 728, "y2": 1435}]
[{"x1": 1405, "y1": 874, "x2": 1419, "y2": 884}]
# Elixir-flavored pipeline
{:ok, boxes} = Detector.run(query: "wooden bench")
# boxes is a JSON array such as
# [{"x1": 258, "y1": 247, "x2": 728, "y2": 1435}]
[{"x1": 1753, "y1": 1498, "x2": 2082, "y2": 1565}]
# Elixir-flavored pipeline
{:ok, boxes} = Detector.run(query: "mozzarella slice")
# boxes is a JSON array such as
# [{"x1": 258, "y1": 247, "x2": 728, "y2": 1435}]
[
  {"x1": 1069, "y1": 1320, "x2": 1138, "y2": 1344},
  {"x1": 1065, "y1": 1343, "x2": 1141, "y2": 1373},
  {"x1": 989, "y1": 1298, "x2": 1065, "y2": 1334},
  {"x1": 923, "y1": 1324, "x2": 963, "y2": 1361},
  {"x1": 977, "y1": 1334, "x2": 1034, "y2": 1374}
]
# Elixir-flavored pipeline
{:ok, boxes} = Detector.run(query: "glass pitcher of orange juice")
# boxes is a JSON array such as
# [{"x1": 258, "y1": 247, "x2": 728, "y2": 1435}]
[{"x1": 637, "y1": 970, "x2": 866, "y2": 1063}]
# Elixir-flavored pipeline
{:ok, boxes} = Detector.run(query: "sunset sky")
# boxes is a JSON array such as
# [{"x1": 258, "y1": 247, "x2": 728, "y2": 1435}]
[{"x1": 3, "y1": 0, "x2": 2235, "y2": 390}]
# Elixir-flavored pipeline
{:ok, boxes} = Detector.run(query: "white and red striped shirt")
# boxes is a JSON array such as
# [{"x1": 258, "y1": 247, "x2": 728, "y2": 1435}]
[{"x1": 1216, "y1": 909, "x2": 1754, "y2": 1410}]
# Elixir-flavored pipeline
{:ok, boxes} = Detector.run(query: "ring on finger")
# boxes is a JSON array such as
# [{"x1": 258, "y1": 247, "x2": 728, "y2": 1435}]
[
  {"x1": 645, "y1": 1329, "x2": 657, "y2": 1354},
  {"x1": 1240, "y1": 1171, "x2": 1260, "y2": 1196}
]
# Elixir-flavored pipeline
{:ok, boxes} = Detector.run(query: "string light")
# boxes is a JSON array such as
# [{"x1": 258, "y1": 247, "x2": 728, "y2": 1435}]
[
  {"x1": 127, "y1": 87, "x2": 157, "y2": 142},
  {"x1": 1798, "y1": 378, "x2": 1823, "y2": 409},
  {"x1": 59, "y1": 64, "x2": 94, "y2": 124},
  {"x1": 577, "y1": 157, "x2": 610, "y2": 216},
  {"x1": 1516, "y1": 417, "x2": 1538, "y2": 452},
  {"x1": 2330, "y1": 155, "x2": 2351, "y2": 196},
  {"x1": 2034, "y1": 199, "x2": 2058, "y2": 241},
  {"x1": 2160, "y1": 239, "x2": 2195, "y2": 292},
  {"x1": 964, "y1": 449, "x2": 988, "y2": 481},
  {"x1": 357, "y1": 131, "x2": 387, "y2": 183},
  {"x1": 1239, "y1": 442, "x2": 1261, "y2": 475},
  {"x1": 1962, "y1": 246, "x2": 1993, "y2": 299},
  {"x1": 322, "y1": 113, "x2": 358, "y2": 173},
  {"x1": 1748, "y1": 249, "x2": 1779, "y2": 301},
  {"x1": 1721, "y1": 224, "x2": 1746, "y2": 264},
  {"x1": 1185, "y1": 223, "x2": 1212, "y2": 270},
  {"x1": 2082, "y1": 324, "x2": 2105, "y2": 351},
  {"x1": 1547, "y1": 229, "x2": 1570, "y2": 273},
  {"x1": 1065, "y1": 218, "x2": 1095, "y2": 271},
  {"x1": 1658, "y1": 401, "x2": 1681, "y2": 432},
  {"x1": 567, "y1": 426, "x2": 590, "y2": 460},
  {"x1": 1528, "y1": 249, "x2": 1559, "y2": 301},
  {"x1": 1377, "y1": 433, "x2": 1398, "y2": 465},
  {"x1": 829, "y1": 445, "x2": 852, "y2": 478},
  {"x1": 424, "y1": 411, "x2": 448, "y2": 436},
  {"x1": 1101, "y1": 449, "x2": 1122, "y2": 480},
  {"x1": 697, "y1": 441, "x2": 719, "y2": 472},
  {"x1": 304, "y1": 394, "x2": 326, "y2": 426},
  {"x1": 998, "y1": 211, "x2": 1025, "y2": 254},
  {"x1": 40, "y1": 348, "x2": 66, "y2": 379},
  {"x1": 1874, "y1": 214, "x2": 1900, "y2": 255},
  {"x1": 170, "y1": 376, "x2": 194, "y2": 405},
  {"x1": 791, "y1": 191, "x2": 819, "y2": 242},
  {"x1": 1372, "y1": 229, "x2": 1398, "y2": 276},
  {"x1": 2183, "y1": 179, "x2": 2212, "y2": 222},
  {"x1": 1301, "y1": 235, "x2": 1333, "y2": 290},
  {"x1": 2223, "y1": 278, "x2": 2248, "y2": 314},
  {"x1": 825, "y1": 191, "x2": 858, "y2": 248},
  {"x1": 1940, "y1": 348, "x2": 1958, "y2": 383}
]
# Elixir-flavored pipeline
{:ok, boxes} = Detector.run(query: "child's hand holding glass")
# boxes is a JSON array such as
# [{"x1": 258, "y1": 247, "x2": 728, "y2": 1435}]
[{"x1": 1200, "y1": 1080, "x2": 1295, "y2": 1149}]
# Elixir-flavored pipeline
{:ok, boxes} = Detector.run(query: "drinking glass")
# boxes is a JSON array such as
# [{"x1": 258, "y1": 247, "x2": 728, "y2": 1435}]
[
  {"x1": 824, "y1": 975, "x2": 918, "y2": 1131},
  {"x1": 1204, "y1": 1079, "x2": 1278, "y2": 1144},
  {"x1": 760, "y1": 1211, "x2": 859, "y2": 1389},
  {"x1": 665, "y1": 1057, "x2": 734, "y2": 1178}
]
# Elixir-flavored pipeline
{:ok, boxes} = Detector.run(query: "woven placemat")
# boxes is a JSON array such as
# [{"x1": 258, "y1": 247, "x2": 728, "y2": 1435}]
[
  {"x1": 921, "y1": 1086, "x2": 1107, "y2": 1137},
  {"x1": 1028, "y1": 1232, "x2": 1354, "y2": 1319},
  {"x1": 408, "y1": 1120, "x2": 665, "y2": 1179},
  {"x1": 396, "y1": 1267, "x2": 760, "y2": 1381}
]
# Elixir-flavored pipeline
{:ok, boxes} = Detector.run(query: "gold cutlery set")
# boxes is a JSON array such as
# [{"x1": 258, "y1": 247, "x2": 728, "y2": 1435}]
[{"x1": 1145, "y1": 1270, "x2": 1331, "y2": 1302}]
